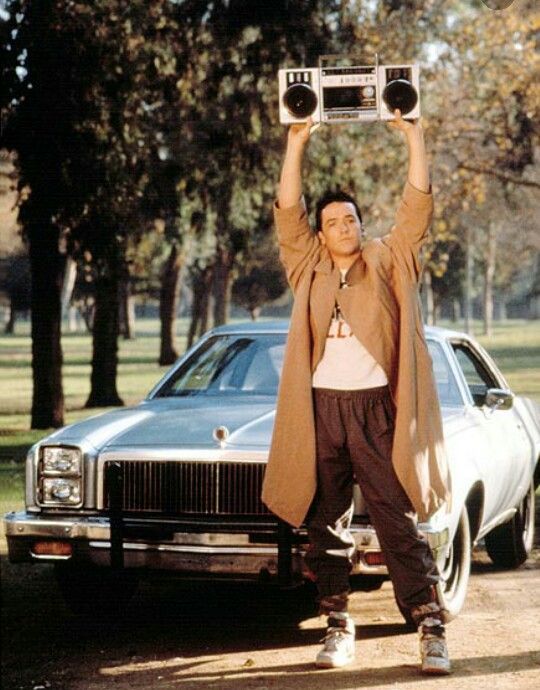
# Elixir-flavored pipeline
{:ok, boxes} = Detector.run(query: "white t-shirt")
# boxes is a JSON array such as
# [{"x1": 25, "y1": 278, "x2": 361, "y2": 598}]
[{"x1": 312, "y1": 269, "x2": 388, "y2": 390}]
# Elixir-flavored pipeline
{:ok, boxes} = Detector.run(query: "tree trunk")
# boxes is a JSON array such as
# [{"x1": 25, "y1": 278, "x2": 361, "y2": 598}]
[
  {"x1": 187, "y1": 265, "x2": 213, "y2": 349},
  {"x1": 213, "y1": 246, "x2": 233, "y2": 327},
  {"x1": 451, "y1": 298, "x2": 461, "y2": 322},
  {"x1": 199, "y1": 268, "x2": 213, "y2": 336},
  {"x1": 249, "y1": 306, "x2": 261, "y2": 321},
  {"x1": 423, "y1": 269, "x2": 435, "y2": 326},
  {"x1": 159, "y1": 243, "x2": 182, "y2": 365},
  {"x1": 29, "y1": 227, "x2": 64, "y2": 428},
  {"x1": 5, "y1": 299, "x2": 15, "y2": 334},
  {"x1": 464, "y1": 225, "x2": 473, "y2": 335},
  {"x1": 61, "y1": 256, "x2": 77, "y2": 332},
  {"x1": 118, "y1": 268, "x2": 136, "y2": 341},
  {"x1": 482, "y1": 223, "x2": 496, "y2": 337},
  {"x1": 85, "y1": 247, "x2": 124, "y2": 408},
  {"x1": 67, "y1": 305, "x2": 78, "y2": 332}
]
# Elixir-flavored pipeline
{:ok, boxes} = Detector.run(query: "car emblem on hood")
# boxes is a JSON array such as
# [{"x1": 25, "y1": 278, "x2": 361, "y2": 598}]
[{"x1": 213, "y1": 425, "x2": 230, "y2": 447}]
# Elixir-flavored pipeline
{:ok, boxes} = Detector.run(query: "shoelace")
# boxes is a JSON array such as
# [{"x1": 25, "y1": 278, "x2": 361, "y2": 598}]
[
  {"x1": 320, "y1": 627, "x2": 353, "y2": 651},
  {"x1": 422, "y1": 635, "x2": 448, "y2": 658}
]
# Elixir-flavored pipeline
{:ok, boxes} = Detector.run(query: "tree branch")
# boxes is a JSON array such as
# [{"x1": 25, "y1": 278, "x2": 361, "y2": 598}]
[{"x1": 458, "y1": 164, "x2": 540, "y2": 189}]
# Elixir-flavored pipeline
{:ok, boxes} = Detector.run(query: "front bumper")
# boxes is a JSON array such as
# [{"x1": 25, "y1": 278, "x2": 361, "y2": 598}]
[{"x1": 4, "y1": 511, "x2": 449, "y2": 580}]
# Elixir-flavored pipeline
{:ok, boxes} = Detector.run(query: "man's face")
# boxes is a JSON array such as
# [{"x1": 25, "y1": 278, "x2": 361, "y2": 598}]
[{"x1": 318, "y1": 201, "x2": 362, "y2": 258}]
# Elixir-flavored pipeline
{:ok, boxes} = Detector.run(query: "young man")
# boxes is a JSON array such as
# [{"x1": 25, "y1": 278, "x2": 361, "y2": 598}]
[{"x1": 261, "y1": 110, "x2": 452, "y2": 674}]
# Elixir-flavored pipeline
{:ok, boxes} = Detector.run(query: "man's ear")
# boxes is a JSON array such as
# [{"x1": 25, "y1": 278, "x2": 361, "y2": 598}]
[{"x1": 317, "y1": 230, "x2": 326, "y2": 246}]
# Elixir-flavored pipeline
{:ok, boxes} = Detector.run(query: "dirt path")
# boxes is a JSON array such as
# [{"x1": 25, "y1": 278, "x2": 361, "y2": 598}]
[{"x1": 2, "y1": 543, "x2": 539, "y2": 690}]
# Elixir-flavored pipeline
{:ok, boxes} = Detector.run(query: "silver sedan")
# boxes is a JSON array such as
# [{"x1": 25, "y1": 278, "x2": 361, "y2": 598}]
[{"x1": 5, "y1": 322, "x2": 539, "y2": 621}]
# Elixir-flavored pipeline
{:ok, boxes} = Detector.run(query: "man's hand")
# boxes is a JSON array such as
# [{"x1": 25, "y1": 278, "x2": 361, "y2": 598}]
[
  {"x1": 387, "y1": 109, "x2": 423, "y2": 137},
  {"x1": 387, "y1": 109, "x2": 430, "y2": 193},
  {"x1": 287, "y1": 117, "x2": 318, "y2": 150}
]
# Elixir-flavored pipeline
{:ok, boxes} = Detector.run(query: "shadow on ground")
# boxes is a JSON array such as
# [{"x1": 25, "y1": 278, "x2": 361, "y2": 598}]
[{"x1": 2, "y1": 502, "x2": 539, "y2": 689}]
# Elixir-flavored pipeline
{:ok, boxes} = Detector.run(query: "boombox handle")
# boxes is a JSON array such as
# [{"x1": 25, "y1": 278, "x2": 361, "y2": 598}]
[{"x1": 318, "y1": 53, "x2": 380, "y2": 69}]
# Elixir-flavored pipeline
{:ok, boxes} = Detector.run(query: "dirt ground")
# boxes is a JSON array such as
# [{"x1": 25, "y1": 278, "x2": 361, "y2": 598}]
[{"x1": 2, "y1": 533, "x2": 539, "y2": 690}]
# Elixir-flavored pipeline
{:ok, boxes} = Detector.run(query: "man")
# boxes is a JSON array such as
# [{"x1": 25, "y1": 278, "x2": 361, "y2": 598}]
[{"x1": 261, "y1": 109, "x2": 452, "y2": 674}]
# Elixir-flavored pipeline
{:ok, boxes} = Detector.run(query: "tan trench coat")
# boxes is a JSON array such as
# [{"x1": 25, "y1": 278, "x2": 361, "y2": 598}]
[{"x1": 261, "y1": 181, "x2": 451, "y2": 528}]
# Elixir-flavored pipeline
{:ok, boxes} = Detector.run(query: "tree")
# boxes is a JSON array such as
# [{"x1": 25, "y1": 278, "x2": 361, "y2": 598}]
[
  {"x1": 1, "y1": 0, "x2": 77, "y2": 427},
  {"x1": 174, "y1": 0, "x2": 342, "y2": 332},
  {"x1": 3, "y1": 0, "x2": 189, "y2": 413},
  {"x1": 0, "y1": 149, "x2": 28, "y2": 333},
  {"x1": 232, "y1": 240, "x2": 288, "y2": 320},
  {"x1": 428, "y1": 2, "x2": 539, "y2": 330}
]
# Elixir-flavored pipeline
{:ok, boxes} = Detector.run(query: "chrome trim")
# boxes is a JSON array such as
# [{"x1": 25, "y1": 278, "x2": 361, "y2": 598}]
[
  {"x1": 96, "y1": 450, "x2": 268, "y2": 511},
  {"x1": 31, "y1": 552, "x2": 72, "y2": 561},
  {"x1": 4, "y1": 512, "x2": 111, "y2": 539},
  {"x1": 5, "y1": 512, "x2": 449, "y2": 578},
  {"x1": 89, "y1": 541, "x2": 279, "y2": 555},
  {"x1": 485, "y1": 388, "x2": 514, "y2": 411},
  {"x1": 476, "y1": 507, "x2": 517, "y2": 541}
]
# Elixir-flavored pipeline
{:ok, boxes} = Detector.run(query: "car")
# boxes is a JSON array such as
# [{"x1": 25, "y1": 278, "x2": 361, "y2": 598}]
[{"x1": 4, "y1": 321, "x2": 540, "y2": 621}]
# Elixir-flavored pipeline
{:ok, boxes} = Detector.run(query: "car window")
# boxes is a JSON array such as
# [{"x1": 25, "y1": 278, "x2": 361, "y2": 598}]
[
  {"x1": 452, "y1": 343, "x2": 497, "y2": 406},
  {"x1": 426, "y1": 340, "x2": 463, "y2": 407},
  {"x1": 156, "y1": 334, "x2": 286, "y2": 397}
]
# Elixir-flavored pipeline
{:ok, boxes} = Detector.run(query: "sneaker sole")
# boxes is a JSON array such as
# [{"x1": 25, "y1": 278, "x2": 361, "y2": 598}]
[
  {"x1": 315, "y1": 658, "x2": 354, "y2": 669},
  {"x1": 422, "y1": 661, "x2": 452, "y2": 675}
]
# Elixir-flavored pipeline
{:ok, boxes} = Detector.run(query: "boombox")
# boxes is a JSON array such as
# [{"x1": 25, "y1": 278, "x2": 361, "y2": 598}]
[{"x1": 278, "y1": 56, "x2": 421, "y2": 125}]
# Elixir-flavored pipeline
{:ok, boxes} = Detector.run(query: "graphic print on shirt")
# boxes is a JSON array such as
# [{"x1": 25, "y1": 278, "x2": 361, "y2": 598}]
[
  {"x1": 328, "y1": 306, "x2": 354, "y2": 339},
  {"x1": 312, "y1": 270, "x2": 388, "y2": 390}
]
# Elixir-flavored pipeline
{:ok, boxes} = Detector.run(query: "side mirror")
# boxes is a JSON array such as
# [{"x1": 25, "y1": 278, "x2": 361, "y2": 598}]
[{"x1": 485, "y1": 388, "x2": 514, "y2": 411}]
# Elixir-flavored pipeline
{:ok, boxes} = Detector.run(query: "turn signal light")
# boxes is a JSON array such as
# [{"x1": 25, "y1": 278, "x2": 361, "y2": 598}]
[
  {"x1": 32, "y1": 540, "x2": 73, "y2": 556},
  {"x1": 364, "y1": 551, "x2": 385, "y2": 566}
]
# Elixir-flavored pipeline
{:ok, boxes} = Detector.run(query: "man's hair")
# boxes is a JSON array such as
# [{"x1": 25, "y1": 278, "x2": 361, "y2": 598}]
[{"x1": 315, "y1": 190, "x2": 363, "y2": 231}]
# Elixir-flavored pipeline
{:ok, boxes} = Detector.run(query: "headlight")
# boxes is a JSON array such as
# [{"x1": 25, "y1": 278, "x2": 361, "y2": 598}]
[
  {"x1": 42, "y1": 447, "x2": 82, "y2": 475},
  {"x1": 42, "y1": 478, "x2": 81, "y2": 505},
  {"x1": 38, "y1": 446, "x2": 83, "y2": 507}
]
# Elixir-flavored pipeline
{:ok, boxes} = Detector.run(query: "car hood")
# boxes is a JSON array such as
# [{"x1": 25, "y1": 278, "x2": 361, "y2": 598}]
[
  {"x1": 41, "y1": 397, "x2": 468, "y2": 454},
  {"x1": 41, "y1": 397, "x2": 277, "y2": 451}
]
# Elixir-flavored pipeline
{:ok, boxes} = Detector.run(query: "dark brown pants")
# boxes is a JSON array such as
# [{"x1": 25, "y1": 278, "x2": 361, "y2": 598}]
[{"x1": 305, "y1": 385, "x2": 440, "y2": 615}]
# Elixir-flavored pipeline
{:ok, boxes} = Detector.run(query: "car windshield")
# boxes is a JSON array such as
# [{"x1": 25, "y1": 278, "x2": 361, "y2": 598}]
[
  {"x1": 155, "y1": 331, "x2": 464, "y2": 405},
  {"x1": 155, "y1": 334, "x2": 286, "y2": 397}
]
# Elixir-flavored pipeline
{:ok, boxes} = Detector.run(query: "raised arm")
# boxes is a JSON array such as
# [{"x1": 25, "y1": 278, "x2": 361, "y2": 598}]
[
  {"x1": 382, "y1": 110, "x2": 434, "y2": 281},
  {"x1": 278, "y1": 118, "x2": 314, "y2": 208},
  {"x1": 388, "y1": 109, "x2": 430, "y2": 193},
  {"x1": 275, "y1": 119, "x2": 320, "y2": 292}
]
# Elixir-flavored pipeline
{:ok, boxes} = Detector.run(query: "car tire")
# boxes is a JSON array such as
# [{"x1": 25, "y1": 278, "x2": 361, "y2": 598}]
[
  {"x1": 55, "y1": 563, "x2": 139, "y2": 618},
  {"x1": 485, "y1": 479, "x2": 535, "y2": 569},
  {"x1": 395, "y1": 507, "x2": 471, "y2": 628},
  {"x1": 437, "y1": 507, "x2": 471, "y2": 620}
]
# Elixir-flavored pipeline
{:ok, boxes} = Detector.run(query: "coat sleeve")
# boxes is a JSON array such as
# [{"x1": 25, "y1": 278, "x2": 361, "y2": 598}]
[
  {"x1": 274, "y1": 197, "x2": 320, "y2": 294},
  {"x1": 381, "y1": 181, "x2": 434, "y2": 283}
]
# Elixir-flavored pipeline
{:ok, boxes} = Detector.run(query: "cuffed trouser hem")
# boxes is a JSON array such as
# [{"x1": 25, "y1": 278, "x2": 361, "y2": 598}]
[
  {"x1": 318, "y1": 590, "x2": 350, "y2": 615},
  {"x1": 411, "y1": 599, "x2": 445, "y2": 626}
]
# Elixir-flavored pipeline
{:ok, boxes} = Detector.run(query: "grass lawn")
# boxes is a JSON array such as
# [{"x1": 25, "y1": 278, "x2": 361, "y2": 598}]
[{"x1": 0, "y1": 317, "x2": 539, "y2": 515}]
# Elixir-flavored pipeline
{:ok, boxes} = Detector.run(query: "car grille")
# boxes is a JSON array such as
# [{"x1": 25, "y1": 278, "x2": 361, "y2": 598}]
[{"x1": 103, "y1": 460, "x2": 271, "y2": 516}]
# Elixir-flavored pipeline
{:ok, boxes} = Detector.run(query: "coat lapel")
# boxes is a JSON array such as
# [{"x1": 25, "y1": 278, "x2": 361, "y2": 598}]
[{"x1": 310, "y1": 252, "x2": 340, "y2": 370}]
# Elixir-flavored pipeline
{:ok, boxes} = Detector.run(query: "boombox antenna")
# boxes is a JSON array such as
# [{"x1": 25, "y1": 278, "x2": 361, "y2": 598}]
[{"x1": 318, "y1": 54, "x2": 375, "y2": 68}]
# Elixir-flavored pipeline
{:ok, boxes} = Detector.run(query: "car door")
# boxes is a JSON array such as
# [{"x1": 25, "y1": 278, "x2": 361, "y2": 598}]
[{"x1": 449, "y1": 339, "x2": 530, "y2": 523}]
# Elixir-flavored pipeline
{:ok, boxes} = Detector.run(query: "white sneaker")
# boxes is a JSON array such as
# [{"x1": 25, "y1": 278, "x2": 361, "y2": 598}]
[
  {"x1": 315, "y1": 612, "x2": 355, "y2": 669},
  {"x1": 419, "y1": 620, "x2": 451, "y2": 675}
]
